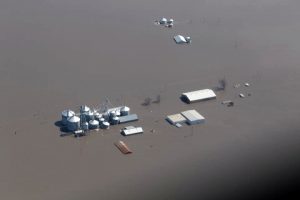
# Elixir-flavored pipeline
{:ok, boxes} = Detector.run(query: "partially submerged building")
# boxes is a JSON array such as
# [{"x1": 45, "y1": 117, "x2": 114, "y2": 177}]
[
  {"x1": 166, "y1": 113, "x2": 187, "y2": 125},
  {"x1": 181, "y1": 110, "x2": 205, "y2": 125},
  {"x1": 119, "y1": 114, "x2": 138, "y2": 124},
  {"x1": 174, "y1": 35, "x2": 191, "y2": 44},
  {"x1": 181, "y1": 89, "x2": 216, "y2": 103},
  {"x1": 121, "y1": 126, "x2": 143, "y2": 136}
]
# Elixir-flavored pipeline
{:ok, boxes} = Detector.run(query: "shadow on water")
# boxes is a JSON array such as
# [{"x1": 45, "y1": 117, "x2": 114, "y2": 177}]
[{"x1": 54, "y1": 121, "x2": 72, "y2": 136}]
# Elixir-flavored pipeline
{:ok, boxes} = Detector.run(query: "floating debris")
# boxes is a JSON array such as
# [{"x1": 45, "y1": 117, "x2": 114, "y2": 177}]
[
  {"x1": 244, "y1": 82, "x2": 250, "y2": 87},
  {"x1": 115, "y1": 141, "x2": 132, "y2": 154},
  {"x1": 239, "y1": 93, "x2": 245, "y2": 98},
  {"x1": 174, "y1": 35, "x2": 191, "y2": 44},
  {"x1": 175, "y1": 123, "x2": 182, "y2": 128},
  {"x1": 222, "y1": 100, "x2": 234, "y2": 107},
  {"x1": 234, "y1": 83, "x2": 241, "y2": 88}
]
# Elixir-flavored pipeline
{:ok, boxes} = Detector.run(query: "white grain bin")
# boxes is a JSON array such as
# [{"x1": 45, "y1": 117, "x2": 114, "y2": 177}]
[
  {"x1": 89, "y1": 120, "x2": 99, "y2": 130},
  {"x1": 109, "y1": 110, "x2": 117, "y2": 120},
  {"x1": 111, "y1": 116, "x2": 120, "y2": 125},
  {"x1": 67, "y1": 115, "x2": 80, "y2": 132},
  {"x1": 98, "y1": 117, "x2": 105, "y2": 124},
  {"x1": 94, "y1": 112, "x2": 101, "y2": 120},
  {"x1": 159, "y1": 17, "x2": 167, "y2": 24},
  {"x1": 101, "y1": 121, "x2": 110, "y2": 129},
  {"x1": 120, "y1": 106, "x2": 130, "y2": 116},
  {"x1": 61, "y1": 110, "x2": 75, "y2": 125}
]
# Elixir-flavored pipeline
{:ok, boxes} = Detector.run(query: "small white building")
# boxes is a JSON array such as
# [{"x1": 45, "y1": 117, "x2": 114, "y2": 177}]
[
  {"x1": 174, "y1": 35, "x2": 191, "y2": 44},
  {"x1": 174, "y1": 35, "x2": 187, "y2": 44},
  {"x1": 121, "y1": 126, "x2": 143, "y2": 136},
  {"x1": 181, "y1": 110, "x2": 205, "y2": 125},
  {"x1": 181, "y1": 89, "x2": 216, "y2": 103},
  {"x1": 166, "y1": 113, "x2": 187, "y2": 125}
]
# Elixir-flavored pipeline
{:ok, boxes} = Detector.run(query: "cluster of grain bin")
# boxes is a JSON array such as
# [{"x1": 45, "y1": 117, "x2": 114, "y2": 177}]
[{"x1": 60, "y1": 105, "x2": 135, "y2": 133}]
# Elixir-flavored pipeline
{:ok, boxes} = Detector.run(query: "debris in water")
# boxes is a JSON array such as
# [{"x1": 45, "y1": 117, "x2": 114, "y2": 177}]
[
  {"x1": 239, "y1": 93, "x2": 245, "y2": 98},
  {"x1": 244, "y1": 82, "x2": 250, "y2": 87},
  {"x1": 234, "y1": 83, "x2": 241, "y2": 88},
  {"x1": 115, "y1": 141, "x2": 132, "y2": 154}
]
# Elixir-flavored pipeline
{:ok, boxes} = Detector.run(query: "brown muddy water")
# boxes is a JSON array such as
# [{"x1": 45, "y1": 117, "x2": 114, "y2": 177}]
[{"x1": 1, "y1": 0, "x2": 300, "y2": 199}]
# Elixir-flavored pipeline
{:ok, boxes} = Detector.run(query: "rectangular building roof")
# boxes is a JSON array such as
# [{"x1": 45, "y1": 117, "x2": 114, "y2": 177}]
[
  {"x1": 119, "y1": 114, "x2": 138, "y2": 124},
  {"x1": 121, "y1": 127, "x2": 143, "y2": 136},
  {"x1": 115, "y1": 141, "x2": 132, "y2": 154},
  {"x1": 174, "y1": 35, "x2": 187, "y2": 44},
  {"x1": 181, "y1": 110, "x2": 205, "y2": 123},
  {"x1": 166, "y1": 113, "x2": 187, "y2": 124},
  {"x1": 181, "y1": 89, "x2": 216, "y2": 103}
]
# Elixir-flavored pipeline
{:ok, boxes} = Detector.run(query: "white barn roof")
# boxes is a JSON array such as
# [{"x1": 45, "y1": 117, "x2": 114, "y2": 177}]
[
  {"x1": 174, "y1": 35, "x2": 187, "y2": 44},
  {"x1": 121, "y1": 127, "x2": 143, "y2": 136},
  {"x1": 181, "y1": 89, "x2": 216, "y2": 103},
  {"x1": 166, "y1": 114, "x2": 187, "y2": 125},
  {"x1": 181, "y1": 110, "x2": 205, "y2": 125}
]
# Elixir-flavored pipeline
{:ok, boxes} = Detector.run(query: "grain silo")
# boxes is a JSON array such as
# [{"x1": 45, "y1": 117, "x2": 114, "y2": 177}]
[
  {"x1": 101, "y1": 121, "x2": 110, "y2": 129},
  {"x1": 89, "y1": 120, "x2": 99, "y2": 130},
  {"x1": 67, "y1": 115, "x2": 80, "y2": 132},
  {"x1": 111, "y1": 116, "x2": 120, "y2": 125},
  {"x1": 61, "y1": 110, "x2": 75, "y2": 125},
  {"x1": 109, "y1": 110, "x2": 117, "y2": 120},
  {"x1": 120, "y1": 106, "x2": 130, "y2": 116},
  {"x1": 98, "y1": 117, "x2": 105, "y2": 124}
]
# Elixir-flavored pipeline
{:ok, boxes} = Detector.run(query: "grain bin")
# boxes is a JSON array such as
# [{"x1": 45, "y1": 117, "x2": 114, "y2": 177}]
[
  {"x1": 67, "y1": 115, "x2": 80, "y2": 132},
  {"x1": 120, "y1": 106, "x2": 130, "y2": 116},
  {"x1": 89, "y1": 120, "x2": 99, "y2": 130},
  {"x1": 61, "y1": 110, "x2": 75, "y2": 125},
  {"x1": 111, "y1": 116, "x2": 120, "y2": 125},
  {"x1": 101, "y1": 121, "x2": 110, "y2": 129}
]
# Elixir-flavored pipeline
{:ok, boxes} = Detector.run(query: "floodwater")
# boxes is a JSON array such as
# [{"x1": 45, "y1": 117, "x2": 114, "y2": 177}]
[{"x1": 1, "y1": 0, "x2": 300, "y2": 199}]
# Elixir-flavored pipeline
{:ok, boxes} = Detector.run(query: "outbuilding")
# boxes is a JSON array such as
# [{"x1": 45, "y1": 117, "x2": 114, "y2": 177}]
[
  {"x1": 166, "y1": 113, "x2": 187, "y2": 125},
  {"x1": 181, "y1": 110, "x2": 205, "y2": 125},
  {"x1": 181, "y1": 89, "x2": 216, "y2": 103},
  {"x1": 119, "y1": 114, "x2": 138, "y2": 124},
  {"x1": 121, "y1": 126, "x2": 143, "y2": 136},
  {"x1": 174, "y1": 35, "x2": 187, "y2": 44}
]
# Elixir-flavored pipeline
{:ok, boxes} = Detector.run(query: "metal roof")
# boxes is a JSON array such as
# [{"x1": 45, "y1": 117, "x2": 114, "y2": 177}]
[
  {"x1": 67, "y1": 115, "x2": 80, "y2": 123},
  {"x1": 121, "y1": 127, "x2": 143, "y2": 136},
  {"x1": 181, "y1": 110, "x2": 205, "y2": 122},
  {"x1": 174, "y1": 35, "x2": 187, "y2": 44},
  {"x1": 115, "y1": 141, "x2": 132, "y2": 154},
  {"x1": 182, "y1": 89, "x2": 216, "y2": 103},
  {"x1": 166, "y1": 114, "x2": 187, "y2": 124},
  {"x1": 119, "y1": 114, "x2": 138, "y2": 124},
  {"x1": 121, "y1": 106, "x2": 130, "y2": 112},
  {"x1": 89, "y1": 120, "x2": 99, "y2": 125}
]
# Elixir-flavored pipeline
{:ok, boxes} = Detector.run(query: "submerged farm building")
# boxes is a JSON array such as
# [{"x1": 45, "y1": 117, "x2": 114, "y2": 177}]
[
  {"x1": 181, "y1": 110, "x2": 205, "y2": 125},
  {"x1": 181, "y1": 89, "x2": 216, "y2": 103}
]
